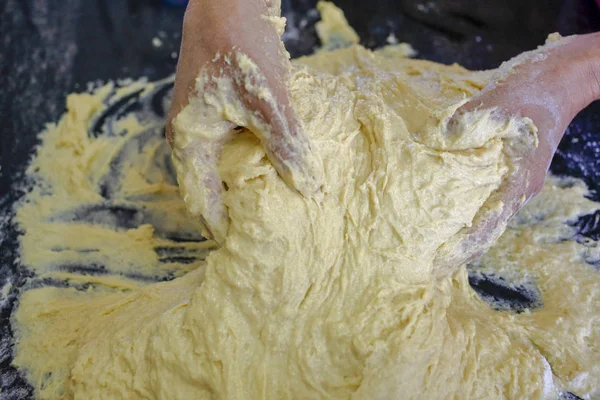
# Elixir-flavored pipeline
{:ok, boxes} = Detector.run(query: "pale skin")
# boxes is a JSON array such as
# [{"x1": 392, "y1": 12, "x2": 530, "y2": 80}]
[{"x1": 168, "y1": 0, "x2": 600, "y2": 263}]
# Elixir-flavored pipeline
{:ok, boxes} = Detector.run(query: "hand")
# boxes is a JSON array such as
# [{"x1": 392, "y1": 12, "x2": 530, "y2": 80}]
[
  {"x1": 167, "y1": 0, "x2": 323, "y2": 244},
  {"x1": 435, "y1": 32, "x2": 600, "y2": 269}
]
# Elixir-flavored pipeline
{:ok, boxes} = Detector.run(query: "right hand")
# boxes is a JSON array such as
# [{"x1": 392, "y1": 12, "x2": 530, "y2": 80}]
[
  {"x1": 167, "y1": 0, "x2": 323, "y2": 244},
  {"x1": 435, "y1": 32, "x2": 600, "y2": 269}
]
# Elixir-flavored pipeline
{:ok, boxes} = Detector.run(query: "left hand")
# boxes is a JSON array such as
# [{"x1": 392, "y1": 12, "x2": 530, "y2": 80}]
[{"x1": 167, "y1": 0, "x2": 323, "y2": 244}]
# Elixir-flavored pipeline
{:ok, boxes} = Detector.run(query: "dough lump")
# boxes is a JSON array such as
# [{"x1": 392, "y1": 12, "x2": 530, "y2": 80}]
[{"x1": 10, "y1": 3, "x2": 600, "y2": 400}]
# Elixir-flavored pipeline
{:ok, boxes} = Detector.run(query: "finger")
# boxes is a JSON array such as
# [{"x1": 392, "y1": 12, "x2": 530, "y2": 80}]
[
  {"x1": 433, "y1": 155, "x2": 532, "y2": 270},
  {"x1": 229, "y1": 53, "x2": 323, "y2": 197},
  {"x1": 166, "y1": 2, "x2": 211, "y2": 147},
  {"x1": 171, "y1": 63, "x2": 238, "y2": 244},
  {"x1": 221, "y1": 0, "x2": 324, "y2": 198},
  {"x1": 258, "y1": 103, "x2": 324, "y2": 198},
  {"x1": 171, "y1": 137, "x2": 230, "y2": 245}
]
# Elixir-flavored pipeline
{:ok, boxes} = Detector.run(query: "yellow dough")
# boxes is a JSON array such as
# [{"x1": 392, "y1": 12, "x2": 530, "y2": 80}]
[{"x1": 11, "y1": 3, "x2": 600, "y2": 400}]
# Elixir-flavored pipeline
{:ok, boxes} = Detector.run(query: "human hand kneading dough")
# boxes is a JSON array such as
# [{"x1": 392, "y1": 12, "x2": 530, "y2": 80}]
[
  {"x1": 436, "y1": 32, "x2": 600, "y2": 268},
  {"x1": 168, "y1": 0, "x2": 599, "y2": 262},
  {"x1": 167, "y1": 0, "x2": 323, "y2": 243}
]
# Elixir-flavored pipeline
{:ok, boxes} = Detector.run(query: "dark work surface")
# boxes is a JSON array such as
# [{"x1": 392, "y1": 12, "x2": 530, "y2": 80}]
[{"x1": 1, "y1": 1, "x2": 599, "y2": 398}]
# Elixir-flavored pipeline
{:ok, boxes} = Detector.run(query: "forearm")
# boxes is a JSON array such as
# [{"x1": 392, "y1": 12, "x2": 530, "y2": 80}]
[
  {"x1": 558, "y1": 32, "x2": 600, "y2": 119},
  {"x1": 579, "y1": 33, "x2": 600, "y2": 110},
  {"x1": 185, "y1": 0, "x2": 280, "y2": 32}
]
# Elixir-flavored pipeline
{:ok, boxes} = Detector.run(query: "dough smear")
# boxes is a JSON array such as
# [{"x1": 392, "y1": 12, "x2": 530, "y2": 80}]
[{"x1": 10, "y1": 3, "x2": 600, "y2": 399}]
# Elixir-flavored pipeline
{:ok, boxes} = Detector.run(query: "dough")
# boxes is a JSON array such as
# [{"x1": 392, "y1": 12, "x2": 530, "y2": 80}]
[{"x1": 10, "y1": 3, "x2": 600, "y2": 399}]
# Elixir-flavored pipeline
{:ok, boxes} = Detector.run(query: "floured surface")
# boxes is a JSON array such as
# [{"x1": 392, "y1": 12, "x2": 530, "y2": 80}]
[{"x1": 10, "y1": 3, "x2": 600, "y2": 400}]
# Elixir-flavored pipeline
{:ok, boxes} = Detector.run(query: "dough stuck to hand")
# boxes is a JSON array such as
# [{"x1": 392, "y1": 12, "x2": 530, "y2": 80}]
[{"x1": 10, "y1": 3, "x2": 600, "y2": 400}]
